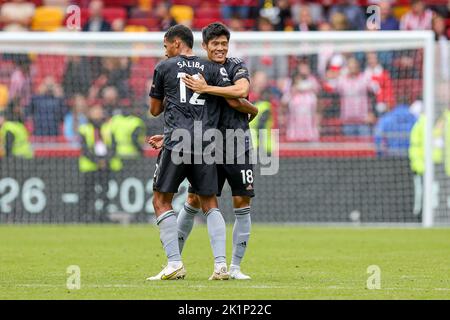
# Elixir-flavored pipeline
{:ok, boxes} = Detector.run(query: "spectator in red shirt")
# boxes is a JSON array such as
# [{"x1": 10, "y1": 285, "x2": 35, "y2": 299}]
[
  {"x1": 364, "y1": 52, "x2": 396, "y2": 116},
  {"x1": 400, "y1": 0, "x2": 434, "y2": 31}
]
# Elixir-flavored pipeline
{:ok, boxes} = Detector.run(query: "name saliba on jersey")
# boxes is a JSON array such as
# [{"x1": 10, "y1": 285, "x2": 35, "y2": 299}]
[
  {"x1": 177, "y1": 60, "x2": 205, "y2": 71},
  {"x1": 177, "y1": 60, "x2": 230, "y2": 82}
]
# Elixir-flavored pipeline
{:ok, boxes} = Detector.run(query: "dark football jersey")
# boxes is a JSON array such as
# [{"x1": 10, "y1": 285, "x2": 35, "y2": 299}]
[
  {"x1": 149, "y1": 55, "x2": 231, "y2": 153},
  {"x1": 218, "y1": 57, "x2": 252, "y2": 157}
]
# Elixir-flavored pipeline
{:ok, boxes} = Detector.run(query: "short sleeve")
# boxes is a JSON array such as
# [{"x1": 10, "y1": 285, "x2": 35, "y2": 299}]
[
  {"x1": 230, "y1": 60, "x2": 250, "y2": 84},
  {"x1": 149, "y1": 62, "x2": 165, "y2": 99}
]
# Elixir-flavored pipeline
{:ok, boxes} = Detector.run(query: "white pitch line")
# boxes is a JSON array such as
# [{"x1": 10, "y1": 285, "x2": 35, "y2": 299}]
[
  {"x1": 13, "y1": 284, "x2": 291, "y2": 289},
  {"x1": 10, "y1": 284, "x2": 450, "y2": 291}
]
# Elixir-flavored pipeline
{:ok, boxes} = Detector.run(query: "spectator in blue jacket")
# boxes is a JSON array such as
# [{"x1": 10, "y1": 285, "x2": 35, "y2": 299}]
[
  {"x1": 379, "y1": 0, "x2": 400, "y2": 31},
  {"x1": 374, "y1": 97, "x2": 418, "y2": 157},
  {"x1": 28, "y1": 77, "x2": 67, "y2": 136},
  {"x1": 328, "y1": 0, "x2": 366, "y2": 30}
]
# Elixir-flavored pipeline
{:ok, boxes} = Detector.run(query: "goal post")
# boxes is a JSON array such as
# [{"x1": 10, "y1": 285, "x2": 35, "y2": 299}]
[
  {"x1": 422, "y1": 32, "x2": 435, "y2": 228},
  {"x1": 0, "y1": 31, "x2": 442, "y2": 226}
]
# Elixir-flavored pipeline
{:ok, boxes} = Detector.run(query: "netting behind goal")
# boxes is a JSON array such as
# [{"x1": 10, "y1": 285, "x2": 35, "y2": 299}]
[{"x1": 0, "y1": 31, "x2": 446, "y2": 225}]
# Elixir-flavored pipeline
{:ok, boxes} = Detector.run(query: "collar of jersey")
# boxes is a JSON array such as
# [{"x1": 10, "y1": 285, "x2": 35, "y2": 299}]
[{"x1": 179, "y1": 55, "x2": 196, "y2": 59}]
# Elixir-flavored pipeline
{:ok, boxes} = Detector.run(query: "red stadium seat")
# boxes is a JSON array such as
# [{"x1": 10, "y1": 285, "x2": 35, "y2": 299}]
[
  {"x1": 195, "y1": 6, "x2": 222, "y2": 19},
  {"x1": 201, "y1": 0, "x2": 222, "y2": 7},
  {"x1": 80, "y1": 7, "x2": 90, "y2": 23},
  {"x1": 129, "y1": 7, "x2": 154, "y2": 19},
  {"x1": 221, "y1": 0, "x2": 258, "y2": 6},
  {"x1": 172, "y1": 0, "x2": 202, "y2": 7},
  {"x1": 29, "y1": 0, "x2": 43, "y2": 6},
  {"x1": 127, "y1": 18, "x2": 159, "y2": 30},
  {"x1": 33, "y1": 55, "x2": 66, "y2": 84},
  {"x1": 193, "y1": 18, "x2": 225, "y2": 30},
  {"x1": 103, "y1": 0, "x2": 137, "y2": 7},
  {"x1": 30, "y1": 135, "x2": 68, "y2": 143},
  {"x1": 101, "y1": 7, "x2": 127, "y2": 25},
  {"x1": 242, "y1": 19, "x2": 256, "y2": 29},
  {"x1": 129, "y1": 57, "x2": 157, "y2": 98},
  {"x1": 393, "y1": 78, "x2": 423, "y2": 103}
]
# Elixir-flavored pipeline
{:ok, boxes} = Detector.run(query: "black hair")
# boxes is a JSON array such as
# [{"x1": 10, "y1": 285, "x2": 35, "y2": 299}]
[
  {"x1": 202, "y1": 22, "x2": 230, "y2": 45},
  {"x1": 164, "y1": 24, "x2": 194, "y2": 49}
]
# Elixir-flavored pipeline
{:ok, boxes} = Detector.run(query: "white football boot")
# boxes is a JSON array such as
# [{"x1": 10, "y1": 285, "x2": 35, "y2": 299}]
[
  {"x1": 229, "y1": 265, "x2": 251, "y2": 280},
  {"x1": 208, "y1": 263, "x2": 229, "y2": 280},
  {"x1": 146, "y1": 263, "x2": 186, "y2": 281}
]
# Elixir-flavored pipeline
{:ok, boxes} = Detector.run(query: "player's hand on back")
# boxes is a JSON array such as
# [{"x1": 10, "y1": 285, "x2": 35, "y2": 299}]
[
  {"x1": 146, "y1": 135, "x2": 164, "y2": 149},
  {"x1": 182, "y1": 73, "x2": 208, "y2": 94}
]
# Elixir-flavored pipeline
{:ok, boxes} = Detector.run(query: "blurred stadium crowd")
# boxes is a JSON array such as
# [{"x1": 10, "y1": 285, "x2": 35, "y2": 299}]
[
  {"x1": 0, "y1": 0, "x2": 449, "y2": 158},
  {"x1": 0, "y1": 0, "x2": 449, "y2": 33}
]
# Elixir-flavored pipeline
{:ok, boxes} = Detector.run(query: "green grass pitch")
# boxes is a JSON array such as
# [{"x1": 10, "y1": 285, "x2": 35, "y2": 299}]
[{"x1": 0, "y1": 225, "x2": 449, "y2": 300}]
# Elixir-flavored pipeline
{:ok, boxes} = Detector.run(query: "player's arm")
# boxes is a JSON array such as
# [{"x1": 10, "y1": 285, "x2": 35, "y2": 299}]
[
  {"x1": 146, "y1": 134, "x2": 164, "y2": 149},
  {"x1": 226, "y1": 98, "x2": 258, "y2": 118},
  {"x1": 149, "y1": 97, "x2": 164, "y2": 117},
  {"x1": 183, "y1": 74, "x2": 249, "y2": 99},
  {"x1": 148, "y1": 62, "x2": 166, "y2": 116}
]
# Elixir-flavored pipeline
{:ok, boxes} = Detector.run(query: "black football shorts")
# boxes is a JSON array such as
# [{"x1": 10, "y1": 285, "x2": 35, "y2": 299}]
[
  {"x1": 188, "y1": 150, "x2": 255, "y2": 198},
  {"x1": 153, "y1": 148, "x2": 218, "y2": 196}
]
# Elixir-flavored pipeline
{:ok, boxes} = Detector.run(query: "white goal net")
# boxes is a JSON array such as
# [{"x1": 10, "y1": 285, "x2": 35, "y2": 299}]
[{"x1": 0, "y1": 31, "x2": 447, "y2": 226}]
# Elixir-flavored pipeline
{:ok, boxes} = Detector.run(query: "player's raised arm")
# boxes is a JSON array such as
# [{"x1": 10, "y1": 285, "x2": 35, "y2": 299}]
[{"x1": 183, "y1": 73, "x2": 249, "y2": 99}]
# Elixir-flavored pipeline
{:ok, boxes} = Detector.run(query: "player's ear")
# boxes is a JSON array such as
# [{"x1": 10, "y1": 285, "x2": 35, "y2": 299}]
[{"x1": 201, "y1": 42, "x2": 207, "y2": 50}]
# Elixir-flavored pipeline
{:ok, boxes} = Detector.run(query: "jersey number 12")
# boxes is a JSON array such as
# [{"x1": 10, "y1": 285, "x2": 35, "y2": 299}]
[{"x1": 177, "y1": 73, "x2": 205, "y2": 105}]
